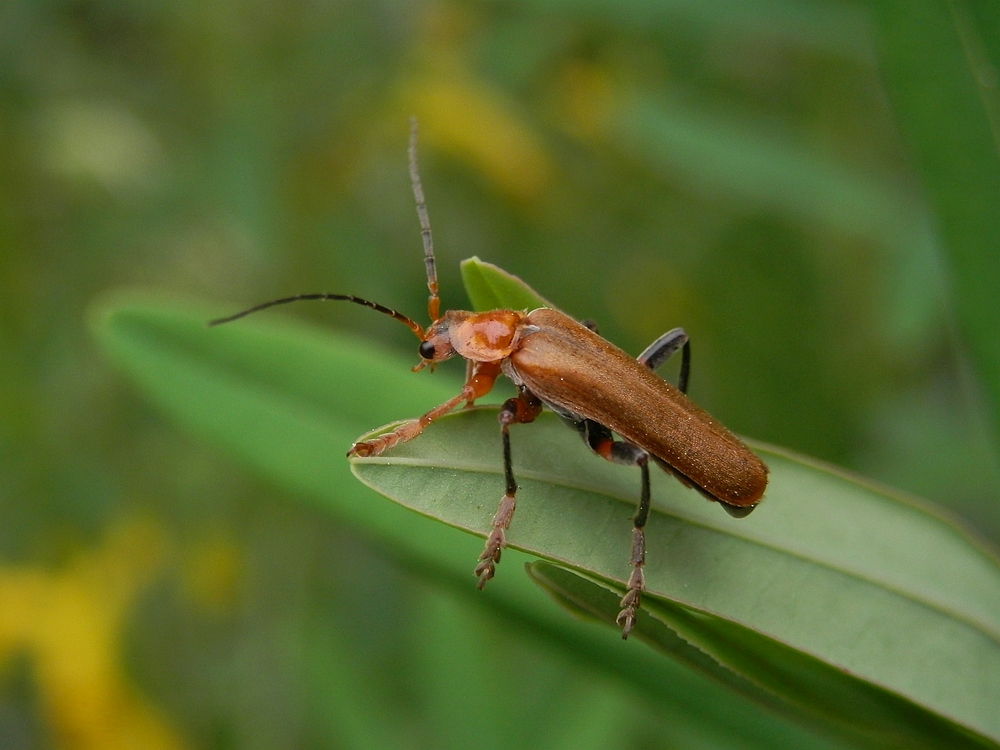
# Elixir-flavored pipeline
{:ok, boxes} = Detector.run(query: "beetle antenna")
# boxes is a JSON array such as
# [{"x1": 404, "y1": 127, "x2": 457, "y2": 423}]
[
  {"x1": 208, "y1": 293, "x2": 425, "y2": 337},
  {"x1": 409, "y1": 117, "x2": 439, "y2": 323}
]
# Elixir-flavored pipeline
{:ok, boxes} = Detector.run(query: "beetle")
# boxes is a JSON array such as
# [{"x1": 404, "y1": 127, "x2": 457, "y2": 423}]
[{"x1": 210, "y1": 120, "x2": 768, "y2": 638}]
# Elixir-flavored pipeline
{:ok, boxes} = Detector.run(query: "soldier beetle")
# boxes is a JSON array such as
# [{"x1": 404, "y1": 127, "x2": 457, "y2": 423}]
[{"x1": 210, "y1": 120, "x2": 768, "y2": 638}]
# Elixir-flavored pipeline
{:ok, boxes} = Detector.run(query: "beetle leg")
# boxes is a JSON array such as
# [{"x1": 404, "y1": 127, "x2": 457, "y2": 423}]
[
  {"x1": 619, "y1": 459, "x2": 650, "y2": 639},
  {"x1": 475, "y1": 390, "x2": 543, "y2": 588},
  {"x1": 462, "y1": 359, "x2": 480, "y2": 407},
  {"x1": 349, "y1": 361, "x2": 502, "y2": 457},
  {"x1": 637, "y1": 327, "x2": 690, "y2": 394},
  {"x1": 576, "y1": 420, "x2": 650, "y2": 639}
]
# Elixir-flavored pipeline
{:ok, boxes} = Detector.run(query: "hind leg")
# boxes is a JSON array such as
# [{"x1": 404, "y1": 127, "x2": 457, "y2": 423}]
[
  {"x1": 573, "y1": 419, "x2": 650, "y2": 639},
  {"x1": 637, "y1": 327, "x2": 690, "y2": 393}
]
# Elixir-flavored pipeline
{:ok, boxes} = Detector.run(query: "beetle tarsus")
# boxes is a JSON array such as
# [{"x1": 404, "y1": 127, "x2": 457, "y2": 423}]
[
  {"x1": 616, "y1": 602, "x2": 636, "y2": 638},
  {"x1": 475, "y1": 492, "x2": 516, "y2": 587},
  {"x1": 616, "y1": 525, "x2": 646, "y2": 638},
  {"x1": 347, "y1": 419, "x2": 423, "y2": 457},
  {"x1": 474, "y1": 556, "x2": 497, "y2": 587}
]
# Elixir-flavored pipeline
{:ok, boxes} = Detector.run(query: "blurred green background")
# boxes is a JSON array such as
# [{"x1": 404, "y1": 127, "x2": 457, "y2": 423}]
[{"x1": 2, "y1": 0, "x2": 999, "y2": 748}]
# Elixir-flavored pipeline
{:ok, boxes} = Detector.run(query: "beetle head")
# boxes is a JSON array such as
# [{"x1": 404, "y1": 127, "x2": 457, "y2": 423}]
[
  {"x1": 413, "y1": 315, "x2": 459, "y2": 371},
  {"x1": 413, "y1": 309, "x2": 528, "y2": 371}
]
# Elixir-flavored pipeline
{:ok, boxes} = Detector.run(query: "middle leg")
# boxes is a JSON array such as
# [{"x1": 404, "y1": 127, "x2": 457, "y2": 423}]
[{"x1": 475, "y1": 389, "x2": 543, "y2": 588}]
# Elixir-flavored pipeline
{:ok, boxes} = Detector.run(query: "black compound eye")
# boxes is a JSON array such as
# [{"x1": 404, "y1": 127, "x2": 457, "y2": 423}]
[{"x1": 419, "y1": 341, "x2": 436, "y2": 359}]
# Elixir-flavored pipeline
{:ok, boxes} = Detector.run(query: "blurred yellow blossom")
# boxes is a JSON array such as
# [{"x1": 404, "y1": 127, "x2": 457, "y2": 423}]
[
  {"x1": 398, "y1": 4, "x2": 552, "y2": 203},
  {"x1": 0, "y1": 519, "x2": 186, "y2": 750}
]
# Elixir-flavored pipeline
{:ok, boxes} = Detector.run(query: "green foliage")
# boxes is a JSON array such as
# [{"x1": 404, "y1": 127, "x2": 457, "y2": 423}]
[
  {"x1": 92, "y1": 259, "x2": 1000, "y2": 748},
  {"x1": 92, "y1": 294, "x2": 850, "y2": 750},
  {"x1": 5, "y1": 0, "x2": 1000, "y2": 747},
  {"x1": 460, "y1": 256, "x2": 556, "y2": 311},
  {"x1": 871, "y1": 3, "x2": 1000, "y2": 437},
  {"x1": 355, "y1": 408, "x2": 1000, "y2": 749},
  {"x1": 365, "y1": 262, "x2": 1000, "y2": 749}
]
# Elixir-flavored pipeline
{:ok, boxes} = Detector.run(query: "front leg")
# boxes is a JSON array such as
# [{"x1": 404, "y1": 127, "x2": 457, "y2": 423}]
[
  {"x1": 349, "y1": 361, "x2": 502, "y2": 458},
  {"x1": 474, "y1": 389, "x2": 543, "y2": 587}
]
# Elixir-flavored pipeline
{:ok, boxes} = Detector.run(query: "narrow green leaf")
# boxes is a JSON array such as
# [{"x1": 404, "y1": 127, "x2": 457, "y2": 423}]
[
  {"x1": 352, "y1": 408, "x2": 1000, "y2": 749},
  {"x1": 611, "y1": 92, "x2": 933, "y2": 259},
  {"x1": 524, "y1": 561, "x2": 778, "y2": 708},
  {"x1": 528, "y1": 562, "x2": 993, "y2": 750},
  {"x1": 870, "y1": 2, "x2": 1000, "y2": 442},
  {"x1": 89, "y1": 291, "x2": 850, "y2": 750},
  {"x1": 460, "y1": 257, "x2": 556, "y2": 312},
  {"x1": 357, "y1": 260, "x2": 1000, "y2": 748}
]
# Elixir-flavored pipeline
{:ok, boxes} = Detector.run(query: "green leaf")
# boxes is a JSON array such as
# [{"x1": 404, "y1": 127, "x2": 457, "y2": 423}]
[
  {"x1": 528, "y1": 561, "x2": 997, "y2": 749},
  {"x1": 353, "y1": 408, "x2": 1000, "y2": 749},
  {"x1": 610, "y1": 92, "x2": 933, "y2": 259},
  {"x1": 89, "y1": 264, "x2": 1000, "y2": 748},
  {"x1": 354, "y1": 260, "x2": 1000, "y2": 749},
  {"x1": 89, "y1": 290, "x2": 850, "y2": 750},
  {"x1": 460, "y1": 257, "x2": 556, "y2": 312},
  {"x1": 870, "y1": 3, "x2": 1000, "y2": 442}
]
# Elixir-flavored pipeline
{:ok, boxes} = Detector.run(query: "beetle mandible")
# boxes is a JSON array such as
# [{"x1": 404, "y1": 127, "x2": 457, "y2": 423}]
[{"x1": 210, "y1": 120, "x2": 769, "y2": 639}]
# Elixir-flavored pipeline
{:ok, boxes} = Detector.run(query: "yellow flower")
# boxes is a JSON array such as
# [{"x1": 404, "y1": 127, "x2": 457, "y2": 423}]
[{"x1": 0, "y1": 519, "x2": 186, "y2": 750}]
